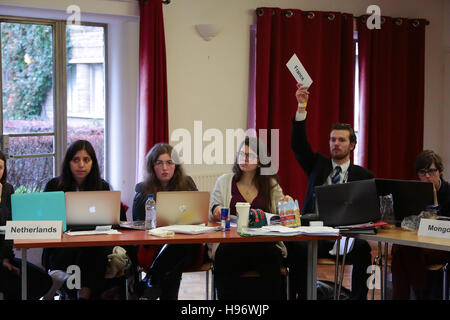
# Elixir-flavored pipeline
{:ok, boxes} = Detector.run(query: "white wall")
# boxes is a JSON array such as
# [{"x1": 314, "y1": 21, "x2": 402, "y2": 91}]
[{"x1": 0, "y1": 0, "x2": 448, "y2": 210}]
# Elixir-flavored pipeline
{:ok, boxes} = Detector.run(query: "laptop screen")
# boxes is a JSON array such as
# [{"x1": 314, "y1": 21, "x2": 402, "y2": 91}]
[
  {"x1": 65, "y1": 191, "x2": 121, "y2": 229},
  {"x1": 11, "y1": 191, "x2": 67, "y2": 231},
  {"x1": 315, "y1": 179, "x2": 381, "y2": 227},
  {"x1": 374, "y1": 179, "x2": 434, "y2": 225},
  {"x1": 156, "y1": 191, "x2": 210, "y2": 227}
]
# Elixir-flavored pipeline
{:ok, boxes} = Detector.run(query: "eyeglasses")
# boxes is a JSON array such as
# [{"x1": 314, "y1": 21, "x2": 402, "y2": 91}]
[
  {"x1": 238, "y1": 151, "x2": 258, "y2": 161},
  {"x1": 154, "y1": 160, "x2": 175, "y2": 167},
  {"x1": 417, "y1": 168, "x2": 439, "y2": 176}
]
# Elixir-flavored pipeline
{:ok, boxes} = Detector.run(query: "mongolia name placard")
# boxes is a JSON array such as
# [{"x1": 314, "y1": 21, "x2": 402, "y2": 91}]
[
  {"x1": 418, "y1": 218, "x2": 450, "y2": 240},
  {"x1": 5, "y1": 220, "x2": 62, "y2": 239}
]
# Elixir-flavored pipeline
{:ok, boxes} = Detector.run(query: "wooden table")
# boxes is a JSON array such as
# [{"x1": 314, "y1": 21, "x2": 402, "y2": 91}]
[
  {"x1": 14, "y1": 227, "x2": 340, "y2": 300},
  {"x1": 351, "y1": 227, "x2": 450, "y2": 299}
]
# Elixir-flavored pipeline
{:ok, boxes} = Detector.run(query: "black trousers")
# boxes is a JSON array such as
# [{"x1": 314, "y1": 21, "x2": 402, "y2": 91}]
[
  {"x1": 214, "y1": 242, "x2": 283, "y2": 300},
  {"x1": 285, "y1": 239, "x2": 372, "y2": 300},
  {"x1": 148, "y1": 243, "x2": 201, "y2": 300},
  {"x1": 0, "y1": 258, "x2": 52, "y2": 300}
]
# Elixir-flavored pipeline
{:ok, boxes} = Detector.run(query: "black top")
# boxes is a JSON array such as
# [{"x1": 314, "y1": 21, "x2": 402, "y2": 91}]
[
  {"x1": 291, "y1": 119, "x2": 374, "y2": 214},
  {"x1": 0, "y1": 182, "x2": 15, "y2": 262},
  {"x1": 437, "y1": 178, "x2": 450, "y2": 216},
  {"x1": 44, "y1": 177, "x2": 127, "y2": 221},
  {"x1": 132, "y1": 176, "x2": 197, "y2": 221}
]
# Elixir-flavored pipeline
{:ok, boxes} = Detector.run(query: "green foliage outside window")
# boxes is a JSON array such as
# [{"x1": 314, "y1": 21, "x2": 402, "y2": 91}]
[{"x1": 1, "y1": 23, "x2": 72, "y2": 120}]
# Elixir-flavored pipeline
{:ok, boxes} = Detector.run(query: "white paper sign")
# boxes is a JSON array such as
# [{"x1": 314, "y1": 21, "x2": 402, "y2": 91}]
[
  {"x1": 5, "y1": 220, "x2": 62, "y2": 239},
  {"x1": 418, "y1": 218, "x2": 450, "y2": 240},
  {"x1": 286, "y1": 53, "x2": 313, "y2": 87}
]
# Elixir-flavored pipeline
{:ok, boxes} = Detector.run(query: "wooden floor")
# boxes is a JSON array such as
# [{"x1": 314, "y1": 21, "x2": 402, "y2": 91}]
[{"x1": 178, "y1": 240, "x2": 386, "y2": 300}]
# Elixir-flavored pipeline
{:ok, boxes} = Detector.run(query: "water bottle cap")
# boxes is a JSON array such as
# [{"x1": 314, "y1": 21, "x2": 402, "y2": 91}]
[{"x1": 148, "y1": 194, "x2": 154, "y2": 199}]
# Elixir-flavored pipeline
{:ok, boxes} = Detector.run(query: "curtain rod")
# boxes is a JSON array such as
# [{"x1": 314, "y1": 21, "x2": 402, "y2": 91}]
[{"x1": 255, "y1": 8, "x2": 430, "y2": 26}]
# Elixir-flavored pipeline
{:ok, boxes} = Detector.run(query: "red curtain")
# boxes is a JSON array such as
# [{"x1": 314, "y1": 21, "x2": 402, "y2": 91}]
[
  {"x1": 255, "y1": 8, "x2": 355, "y2": 202},
  {"x1": 357, "y1": 17, "x2": 426, "y2": 180},
  {"x1": 137, "y1": 0, "x2": 169, "y2": 178}
]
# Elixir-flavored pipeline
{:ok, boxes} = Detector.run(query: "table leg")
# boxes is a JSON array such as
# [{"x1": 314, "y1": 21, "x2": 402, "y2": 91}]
[
  {"x1": 334, "y1": 239, "x2": 340, "y2": 300},
  {"x1": 378, "y1": 241, "x2": 383, "y2": 300},
  {"x1": 21, "y1": 248, "x2": 27, "y2": 300},
  {"x1": 307, "y1": 240, "x2": 318, "y2": 300},
  {"x1": 383, "y1": 242, "x2": 388, "y2": 300},
  {"x1": 337, "y1": 237, "x2": 349, "y2": 299}
]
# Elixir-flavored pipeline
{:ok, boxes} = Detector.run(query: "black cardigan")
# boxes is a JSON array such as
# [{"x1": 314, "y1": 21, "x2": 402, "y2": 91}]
[{"x1": 0, "y1": 182, "x2": 15, "y2": 262}]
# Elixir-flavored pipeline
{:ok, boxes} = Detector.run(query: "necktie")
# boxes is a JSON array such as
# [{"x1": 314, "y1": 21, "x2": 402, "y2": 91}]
[{"x1": 331, "y1": 166, "x2": 342, "y2": 184}]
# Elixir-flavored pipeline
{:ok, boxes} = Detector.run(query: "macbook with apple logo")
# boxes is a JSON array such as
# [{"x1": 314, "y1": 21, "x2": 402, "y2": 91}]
[{"x1": 65, "y1": 191, "x2": 121, "y2": 231}]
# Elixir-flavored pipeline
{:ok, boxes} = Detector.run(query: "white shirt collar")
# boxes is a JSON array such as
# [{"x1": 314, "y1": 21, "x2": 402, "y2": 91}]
[{"x1": 332, "y1": 160, "x2": 350, "y2": 173}]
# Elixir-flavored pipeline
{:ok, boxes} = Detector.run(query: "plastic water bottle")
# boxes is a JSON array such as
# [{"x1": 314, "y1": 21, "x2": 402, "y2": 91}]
[{"x1": 145, "y1": 194, "x2": 156, "y2": 230}]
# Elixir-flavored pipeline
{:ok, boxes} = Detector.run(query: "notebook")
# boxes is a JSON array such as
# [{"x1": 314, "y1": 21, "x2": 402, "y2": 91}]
[
  {"x1": 315, "y1": 179, "x2": 381, "y2": 227},
  {"x1": 374, "y1": 178, "x2": 434, "y2": 226},
  {"x1": 65, "y1": 191, "x2": 121, "y2": 231},
  {"x1": 11, "y1": 191, "x2": 67, "y2": 231},
  {"x1": 156, "y1": 191, "x2": 210, "y2": 227}
]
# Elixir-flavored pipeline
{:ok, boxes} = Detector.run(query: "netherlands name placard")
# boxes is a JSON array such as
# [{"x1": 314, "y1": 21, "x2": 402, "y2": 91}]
[
  {"x1": 5, "y1": 221, "x2": 62, "y2": 239},
  {"x1": 418, "y1": 218, "x2": 450, "y2": 240}
]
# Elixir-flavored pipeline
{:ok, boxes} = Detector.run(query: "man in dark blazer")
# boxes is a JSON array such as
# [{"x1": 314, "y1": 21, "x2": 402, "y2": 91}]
[{"x1": 286, "y1": 83, "x2": 374, "y2": 300}]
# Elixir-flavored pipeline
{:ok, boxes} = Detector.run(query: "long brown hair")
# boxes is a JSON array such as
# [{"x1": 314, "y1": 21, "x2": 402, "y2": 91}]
[
  {"x1": 143, "y1": 143, "x2": 192, "y2": 197},
  {"x1": 232, "y1": 136, "x2": 279, "y2": 213}
]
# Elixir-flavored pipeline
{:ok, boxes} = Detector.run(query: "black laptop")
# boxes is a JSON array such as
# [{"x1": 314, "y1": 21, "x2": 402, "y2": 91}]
[
  {"x1": 374, "y1": 179, "x2": 434, "y2": 226},
  {"x1": 315, "y1": 179, "x2": 381, "y2": 227}
]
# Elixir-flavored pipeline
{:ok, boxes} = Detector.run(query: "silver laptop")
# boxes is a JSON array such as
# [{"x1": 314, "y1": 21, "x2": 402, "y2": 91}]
[
  {"x1": 156, "y1": 191, "x2": 210, "y2": 227},
  {"x1": 65, "y1": 191, "x2": 121, "y2": 230}
]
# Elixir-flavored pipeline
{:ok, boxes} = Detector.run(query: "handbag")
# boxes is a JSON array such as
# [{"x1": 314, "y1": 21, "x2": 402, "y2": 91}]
[{"x1": 248, "y1": 209, "x2": 267, "y2": 228}]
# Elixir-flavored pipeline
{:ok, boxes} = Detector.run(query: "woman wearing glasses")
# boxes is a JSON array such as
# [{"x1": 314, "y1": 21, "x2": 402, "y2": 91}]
[
  {"x1": 133, "y1": 143, "x2": 200, "y2": 300},
  {"x1": 391, "y1": 150, "x2": 450, "y2": 299},
  {"x1": 209, "y1": 136, "x2": 292, "y2": 300}
]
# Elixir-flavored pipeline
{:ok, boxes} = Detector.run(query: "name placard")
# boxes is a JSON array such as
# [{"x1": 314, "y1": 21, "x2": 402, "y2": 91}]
[
  {"x1": 5, "y1": 221, "x2": 62, "y2": 239},
  {"x1": 418, "y1": 218, "x2": 450, "y2": 240}
]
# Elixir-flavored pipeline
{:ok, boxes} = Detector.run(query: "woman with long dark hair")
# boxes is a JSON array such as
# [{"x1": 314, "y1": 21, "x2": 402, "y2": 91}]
[
  {"x1": 133, "y1": 143, "x2": 200, "y2": 300},
  {"x1": 209, "y1": 136, "x2": 292, "y2": 300},
  {"x1": 42, "y1": 140, "x2": 127, "y2": 300},
  {"x1": 0, "y1": 150, "x2": 53, "y2": 300}
]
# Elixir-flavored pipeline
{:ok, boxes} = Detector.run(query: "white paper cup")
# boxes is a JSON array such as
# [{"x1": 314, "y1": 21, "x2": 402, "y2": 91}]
[{"x1": 235, "y1": 202, "x2": 251, "y2": 232}]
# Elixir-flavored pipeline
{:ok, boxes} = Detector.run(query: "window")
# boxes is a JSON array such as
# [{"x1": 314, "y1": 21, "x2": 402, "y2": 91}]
[{"x1": 0, "y1": 17, "x2": 106, "y2": 192}]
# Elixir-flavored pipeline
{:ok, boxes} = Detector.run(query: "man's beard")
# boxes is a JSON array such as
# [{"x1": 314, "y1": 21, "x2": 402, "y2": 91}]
[{"x1": 331, "y1": 150, "x2": 349, "y2": 161}]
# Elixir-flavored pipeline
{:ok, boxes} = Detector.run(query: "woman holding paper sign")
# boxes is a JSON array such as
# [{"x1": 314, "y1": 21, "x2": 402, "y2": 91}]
[
  {"x1": 132, "y1": 143, "x2": 201, "y2": 300},
  {"x1": 209, "y1": 136, "x2": 293, "y2": 300},
  {"x1": 391, "y1": 150, "x2": 450, "y2": 299},
  {"x1": 41, "y1": 140, "x2": 128, "y2": 300},
  {"x1": 0, "y1": 150, "x2": 53, "y2": 300}
]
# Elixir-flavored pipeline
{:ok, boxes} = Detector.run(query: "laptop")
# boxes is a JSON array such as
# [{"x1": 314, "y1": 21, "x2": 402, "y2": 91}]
[
  {"x1": 374, "y1": 179, "x2": 434, "y2": 226},
  {"x1": 65, "y1": 191, "x2": 121, "y2": 231},
  {"x1": 11, "y1": 191, "x2": 67, "y2": 231},
  {"x1": 156, "y1": 191, "x2": 210, "y2": 227},
  {"x1": 315, "y1": 179, "x2": 381, "y2": 227}
]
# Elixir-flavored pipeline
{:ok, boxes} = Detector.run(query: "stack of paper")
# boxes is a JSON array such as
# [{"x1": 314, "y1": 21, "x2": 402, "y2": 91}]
[
  {"x1": 158, "y1": 224, "x2": 221, "y2": 235},
  {"x1": 240, "y1": 225, "x2": 339, "y2": 237}
]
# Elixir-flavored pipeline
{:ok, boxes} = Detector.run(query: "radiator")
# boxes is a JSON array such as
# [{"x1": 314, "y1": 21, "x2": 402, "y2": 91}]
[{"x1": 191, "y1": 172, "x2": 223, "y2": 192}]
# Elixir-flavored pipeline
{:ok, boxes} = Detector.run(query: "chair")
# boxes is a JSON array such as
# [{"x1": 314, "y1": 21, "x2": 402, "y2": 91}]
[
  {"x1": 317, "y1": 257, "x2": 354, "y2": 300},
  {"x1": 426, "y1": 263, "x2": 448, "y2": 300},
  {"x1": 237, "y1": 266, "x2": 290, "y2": 300}
]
